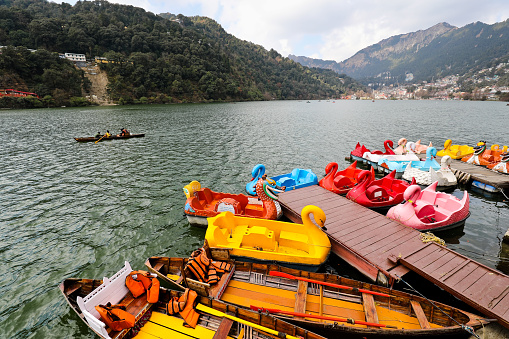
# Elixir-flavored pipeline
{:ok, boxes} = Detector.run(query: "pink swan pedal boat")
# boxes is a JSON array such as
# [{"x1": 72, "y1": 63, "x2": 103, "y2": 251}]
[
  {"x1": 183, "y1": 180, "x2": 282, "y2": 228},
  {"x1": 346, "y1": 169, "x2": 415, "y2": 213},
  {"x1": 319, "y1": 161, "x2": 374, "y2": 195},
  {"x1": 387, "y1": 182, "x2": 470, "y2": 232}
]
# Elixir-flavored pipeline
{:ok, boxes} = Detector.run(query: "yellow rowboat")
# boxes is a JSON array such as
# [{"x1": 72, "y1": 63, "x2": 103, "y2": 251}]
[
  {"x1": 60, "y1": 261, "x2": 325, "y2": 339},
  {"x1": 206, "y1": 205, "x2": 331, "y2": 271},
  {"x1": 145, "y1": 252, "x2": 491, "y2": 339}
]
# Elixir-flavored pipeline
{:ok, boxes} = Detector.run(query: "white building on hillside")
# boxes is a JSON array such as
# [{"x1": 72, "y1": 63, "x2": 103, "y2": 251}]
[{"x1": 64, "y1": 53, "x2": 86, "y2": 62}]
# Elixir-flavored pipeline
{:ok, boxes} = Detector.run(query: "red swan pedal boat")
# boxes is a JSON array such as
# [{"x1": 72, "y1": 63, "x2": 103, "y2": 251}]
[
  {"x1": 386, "y1": 181, "x2": 470, "y2": 232},
  {"x1": 346, "y1": 170, "x2": 415, "y2": 213},
  {"x1": 319, "y1": 161, "x2": 374, "y2": 195},
  {"x1": 350, "y1": 142, "x2": 371, "y2": 161}
]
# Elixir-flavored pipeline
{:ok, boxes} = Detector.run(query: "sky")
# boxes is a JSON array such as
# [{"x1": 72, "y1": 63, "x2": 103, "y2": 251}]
[{"x1": 61, "y1": 0, "x2": 509, "y2": 62}]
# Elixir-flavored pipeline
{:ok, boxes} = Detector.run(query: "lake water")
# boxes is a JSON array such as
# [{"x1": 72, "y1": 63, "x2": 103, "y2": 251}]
[{"x1": 1, "y1": 100, "x2": 508, "y2": 338}]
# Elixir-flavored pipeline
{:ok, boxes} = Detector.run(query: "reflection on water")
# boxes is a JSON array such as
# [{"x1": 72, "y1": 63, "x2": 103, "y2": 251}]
[{"x1": 1, "y1": 100, "x2": 508, "y2": 337}]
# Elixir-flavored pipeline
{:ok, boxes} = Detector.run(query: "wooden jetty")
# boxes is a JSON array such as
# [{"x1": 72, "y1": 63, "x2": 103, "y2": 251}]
[{"x1": 278, "y1": 185, "x2": 509, "y2": 329}]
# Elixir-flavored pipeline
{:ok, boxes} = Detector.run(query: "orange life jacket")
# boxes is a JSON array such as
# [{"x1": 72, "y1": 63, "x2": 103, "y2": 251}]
[
  {"x1": 185, "y1": 248, "x2": 232, "y2": 284},
  {"x1": 167, "y1": 289, "x2": 200, "y2": 328},
  {"x1": 95, "y1": 303, "x2": 135, "y2": 332},
  {"x1": 185, "y1": 249, "x2": 210, "y2": 282},
  {"x1": 125, "y1": 271, "x2": 160, "y2": 303}
]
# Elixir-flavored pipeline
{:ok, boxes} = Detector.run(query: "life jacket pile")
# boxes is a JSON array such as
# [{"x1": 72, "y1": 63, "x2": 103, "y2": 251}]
[
  {"x1": 167, "y1": 288, "x2": 200, "y2": 328},
  {"x1": 125, "y1": 270, "x2": 160, "y2": 303},
  {"x1": 95, "y1": 302, "x2": 135, "y2": 332},
  {"x1": 185, "y1": 248, "x2": 232, "y2": 284}
]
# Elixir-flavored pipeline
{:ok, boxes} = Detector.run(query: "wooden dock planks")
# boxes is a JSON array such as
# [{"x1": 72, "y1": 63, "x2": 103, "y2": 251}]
[{"x1": 278, "y1": 185, "x2": 509, "y2": 329}]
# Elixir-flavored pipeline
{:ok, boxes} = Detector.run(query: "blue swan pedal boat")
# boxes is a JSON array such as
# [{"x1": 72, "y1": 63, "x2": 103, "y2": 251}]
[{"x1": 245, "y1": 164, "x2": 318, "y2": 195}]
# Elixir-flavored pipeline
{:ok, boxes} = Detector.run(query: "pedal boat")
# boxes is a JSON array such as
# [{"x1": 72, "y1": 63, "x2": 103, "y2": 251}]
[
  {"x1": 319, "y1": 161, "x2": 374, "y2": 195},
  {"x1": 461, "y1": 141, "x2": 498, "y2": 167},
  {"x1": 59, "y1": 261, "x2": 322, "y2": 339},
  {"x1": 205, "y1": 205, "x2": 331, "y2": 272},
  {"x1": 146, "y1": 250, "x2": 489, "y2": 338},
  {"x1": 350, "y1": 142, "x2": 371, "y2": 161},
  {"x1": 386, "y1": 181, "x2": 470, "y2": 232},
  {"x1": 406, "y1": 139, "x2": 432, "y2": 154},
  {"x1": 183, "y1": 181, "x2": 282, "y2": 228},
  {"x1": 403, "y1": 155, "x2": 457, "y2": 187},
  {"x1": 487, "y1": 152, "x2": 509, "y2": 174},
  {"x1": 437, "y1": 139, "x2": 473, "y2": 159},
  {"x1": 245, "y1": 164, "x2": 317, "y2": 195},
  {"x1": 361, "y1": 139, "x2": 395, "y2": 164},
  {"x1": 402, "y1": 147, "x2": 456, "y2": 187},
  {"x1": 346, "y1": 170, "x2": 414, "y2": 213}
]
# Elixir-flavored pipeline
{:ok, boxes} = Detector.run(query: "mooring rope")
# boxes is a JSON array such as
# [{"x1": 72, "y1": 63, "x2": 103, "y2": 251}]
[
  {"x1": 420, "y1": 232, "x2": 445, "y2": 246},
  {"x1": 395, "y1": 274, "x2": 480, "y2": 339}
]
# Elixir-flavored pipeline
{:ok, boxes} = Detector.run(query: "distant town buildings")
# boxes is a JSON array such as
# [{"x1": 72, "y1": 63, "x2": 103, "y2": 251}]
[{"x1": 369, "y1": 60, "x2": 509, "y2": 101}]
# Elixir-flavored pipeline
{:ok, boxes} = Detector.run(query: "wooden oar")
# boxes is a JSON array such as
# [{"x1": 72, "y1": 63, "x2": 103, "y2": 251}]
[
  {"x1": 250, "y1": 306, "x2": 397, "y2": 329},
  {"x1": 269, "y1": 271, "x2": 390, "y2": 297},
  {"x1": 95, "y1": 133, "x2": 107, "y2": 144},
  {"x1": 196, "y1": 304, "x2": 299, "y2": 339}
]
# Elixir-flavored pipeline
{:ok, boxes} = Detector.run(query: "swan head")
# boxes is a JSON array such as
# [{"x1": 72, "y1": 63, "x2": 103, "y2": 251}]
[
  {"x1": 251, "y1": 164, "x2": 265, "y2": 179},
  {"x1": 444, "y1": 139, "x2": 452, "y2": 149},
  {"x1": 441, "y1": 155, "x2": 452, "y2": 168},
  {"x1": 301, "y1": 205, "x2": 326, "y2": 230},
  {"x1": 426, "y1": 146, "x2": 437, "y2": 158},
  {"x1": 403, "y1": 185, "x2": 421, "y2": 203},
  {"x1": 398, "y1": 138, "x2": 407, "y2": 146},
  {"x1": 385, "y1": 139, "x2": 394, "y2": 149},
  {"x1": 183, "y1": 180, "x2": 201, "y2": 198},
  {"x1": 324, "y1": 162, "x2": 338, "y2": 174},
  {"x1": 407, "y1": 141, "x2": 416, "y2": 152}
]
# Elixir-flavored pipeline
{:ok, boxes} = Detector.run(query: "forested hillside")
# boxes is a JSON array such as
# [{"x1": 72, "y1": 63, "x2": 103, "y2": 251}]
[{"x1": 0, "y1": 0, "x2": 365, "y2": 107}]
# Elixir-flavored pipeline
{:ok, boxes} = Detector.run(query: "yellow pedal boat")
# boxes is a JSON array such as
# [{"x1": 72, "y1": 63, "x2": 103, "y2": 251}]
[
  {"x1": 205, "y1": 205, "x2": 331, "y2": 272},
  {"x1": 436, "y1": 139, "x2": 474, "y2": 159}
]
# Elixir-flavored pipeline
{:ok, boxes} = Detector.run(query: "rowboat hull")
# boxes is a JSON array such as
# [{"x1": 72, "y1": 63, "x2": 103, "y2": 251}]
[
  {"x1": 145, "y1": 250, "x2": 490, "y2": 339},
  {"x1": 74, "y1": 134, "x2": 145, "y2": 142},
  {"x1": 60, "y1": 262, "x2": 325, "y2": 339}
]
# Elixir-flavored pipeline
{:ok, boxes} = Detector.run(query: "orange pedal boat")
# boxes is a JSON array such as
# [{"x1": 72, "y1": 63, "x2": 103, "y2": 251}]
[
  {"x1": 183, "y1": 180, "x2": 282, "y2": 227},
  {"x1": 461, "y1": 141, "x2": 506, "y2": 167}
]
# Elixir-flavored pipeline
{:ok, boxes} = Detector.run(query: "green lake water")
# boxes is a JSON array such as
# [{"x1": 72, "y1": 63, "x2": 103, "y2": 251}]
[{"x1": 1, "y1": 100, "x2": 508, "y2": 338}]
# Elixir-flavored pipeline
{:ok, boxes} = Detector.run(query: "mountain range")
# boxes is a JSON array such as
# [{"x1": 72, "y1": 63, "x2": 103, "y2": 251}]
[{"x1": 289, "y1": 20, "x2": 509, "y2": 85}]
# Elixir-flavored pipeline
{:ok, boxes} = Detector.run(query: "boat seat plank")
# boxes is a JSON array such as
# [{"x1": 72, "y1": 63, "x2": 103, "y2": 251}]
[
  {"x1": 294, "y1": 280, "x2": 308, "y2": 313},
  {"x1": 361, "y1": 293, "x2": 379, "y2": 327},
  {"x1": 212, "y1": 317, "x2": 234, "y2": 339},
  {"x1": 410, "y1": 300, "x2": 431, "y2": 329}
]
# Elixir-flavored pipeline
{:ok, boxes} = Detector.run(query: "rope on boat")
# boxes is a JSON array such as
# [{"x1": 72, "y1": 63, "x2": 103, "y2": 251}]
[
  {"x1": 394, "y1": 274, "x2": 480, "y2": 339},
  {"x1": 420, "y1": 232, "x2": 445, "y2": 246},
  {"x1": 500, "y1": 188, "x2": 509, "y2": 200}
]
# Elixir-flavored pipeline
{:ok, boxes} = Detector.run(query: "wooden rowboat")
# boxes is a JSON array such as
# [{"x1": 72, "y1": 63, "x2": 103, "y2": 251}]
[
  {"x1": 145, "y1": 248, "x2": 490, "y2": 338},
  {"x1": 74, "y1": 134, "x2": 145, "y2": 142},
  {"x1": 59, "y1": 261, "x2": 325, "y2": 339}
]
